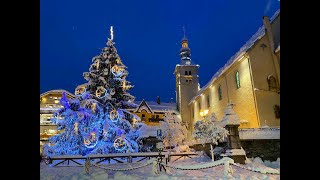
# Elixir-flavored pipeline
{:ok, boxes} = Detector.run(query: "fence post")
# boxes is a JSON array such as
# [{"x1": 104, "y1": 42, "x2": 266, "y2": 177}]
[
  {"x1": 223, "y1": 158, "x2": 233, "y2": 179},
  {"x1": 153, "y1": 159, "x2": 159, "y2": 175},
  {"x1": 85, "y1": 157, "x2": 91, "y2": 174}
]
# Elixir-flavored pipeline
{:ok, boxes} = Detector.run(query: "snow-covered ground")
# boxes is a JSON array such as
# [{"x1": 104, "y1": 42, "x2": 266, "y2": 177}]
[{"x1": 40, "y1": 152, "x2": 280, "y2": 180}]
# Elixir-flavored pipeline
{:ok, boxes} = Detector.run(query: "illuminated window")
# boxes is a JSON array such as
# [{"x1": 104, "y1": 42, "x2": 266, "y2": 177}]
[
  {"x1": 49, "y1": 96, "x2": 53, "y2": 99},
  {"x1": 218, "y1": 85, "x2": 222, "y2": 100},
  {"x1": 207, "y1": 94, "x2": 210, "y2": 107},
  {"x1": 189, "y1": 71, "x2": 191, "y2": 75},
  {"x1": 54, "y1": 97, "x2": 58, "y2": 100},
  {"x1": 235, "y1": 71, "x2": 240, "y2": 89},
  {"x1": 274, "y1": 105, "x2": 280, "y2": 119},
  {"x1": 267, "y1": 75, "x2": 278, "y2": 91},
  {"x1": 54, "y1": 100, "x2": 59, "y2": 104}
]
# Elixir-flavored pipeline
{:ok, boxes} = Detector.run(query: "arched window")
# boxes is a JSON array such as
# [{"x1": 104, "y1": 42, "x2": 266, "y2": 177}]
[
  {"x1": 267, "y1": 75, "x2": 278, "y2": 91},
  {"x1": 235, "y1": 71, "x2": 240, "y2": 89},
  {"x1": 274, "y1": 105, "x2": 280, "y2": 119},
  {"x1": 218, "y1": 85, "x2": 222, "y2": 100}
]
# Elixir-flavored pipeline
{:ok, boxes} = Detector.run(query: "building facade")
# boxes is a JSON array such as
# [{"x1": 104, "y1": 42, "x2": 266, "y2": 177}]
[
  {"x1": 127, "y1": 99, "x2": 177, "y2": 126},
  {"x1": 40, "y1": 89, "x2": 76, "y2": 142},
  {"x1": 176, "y1": 10, "x2": 280, "y2": 139}
]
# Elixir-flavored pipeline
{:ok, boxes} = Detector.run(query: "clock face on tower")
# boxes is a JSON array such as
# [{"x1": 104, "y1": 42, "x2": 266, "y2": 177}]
[{"x1": 186, "y1": 61, "x2": 191, "y2": 65}]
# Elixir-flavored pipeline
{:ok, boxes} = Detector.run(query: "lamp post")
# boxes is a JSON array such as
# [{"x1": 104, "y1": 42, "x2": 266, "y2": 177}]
[{"x1": 200, "y1": 109, "x2": 209, "y2": 119}]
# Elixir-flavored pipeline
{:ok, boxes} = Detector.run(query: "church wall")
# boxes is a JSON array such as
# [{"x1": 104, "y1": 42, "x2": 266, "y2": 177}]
[
  {"x1": 191, "y1": 56, "x2": 258, "y2": 129},
  {"x1": 248, "y1": 35, "x2": 280, "y2": 127}
]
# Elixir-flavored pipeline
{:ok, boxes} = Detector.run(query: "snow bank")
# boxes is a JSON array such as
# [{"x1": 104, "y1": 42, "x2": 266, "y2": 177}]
[{"x1": 137, "y1": 125, "x2": 158, "y2": 138}]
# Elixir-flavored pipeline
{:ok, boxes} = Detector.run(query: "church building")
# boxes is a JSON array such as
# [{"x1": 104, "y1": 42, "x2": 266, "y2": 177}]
[{"x1": 175, "y1": 10, "x2": 280, "y2": 140}]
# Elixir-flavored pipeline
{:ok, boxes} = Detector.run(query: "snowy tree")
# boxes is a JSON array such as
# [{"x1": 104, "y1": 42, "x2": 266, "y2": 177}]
[
  {"x1": 193, "y1": 112, "x2": 229, "y2": 161},
  {"x1": 159, "y1": 111, "x2": 187, "y2": 150},
  {"x1": 44, "y1": 27, "x2": 143, "y2": 156}
]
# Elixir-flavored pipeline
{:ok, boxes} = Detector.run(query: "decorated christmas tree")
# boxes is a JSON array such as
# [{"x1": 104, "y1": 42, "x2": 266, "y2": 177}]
[{"x1": 44, "y1": 27, "x2": 145, "y2": 156}]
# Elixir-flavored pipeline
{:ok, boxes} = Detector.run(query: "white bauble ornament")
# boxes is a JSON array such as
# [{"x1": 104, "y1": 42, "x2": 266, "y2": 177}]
[
  {"x1": 109, "y1": 109, "x2": 119, "y2": 122},
  {"x1": 113, "y1": 137, "x2": 127, "y2": 152},
  {"x1": 111, "y1": 65, "x2": 124, "y2": 78},
  {"x1": 84, "y1": 132, "x2": 98, "y2": 149},
  {"x1": 96, "y1": 86, "x2": 107, "y2": 98}
]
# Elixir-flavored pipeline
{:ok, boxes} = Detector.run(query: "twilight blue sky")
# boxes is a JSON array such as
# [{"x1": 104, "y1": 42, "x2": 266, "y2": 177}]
[{"x1": 40, "y1": 0, "x2": 280, "y2": 102}]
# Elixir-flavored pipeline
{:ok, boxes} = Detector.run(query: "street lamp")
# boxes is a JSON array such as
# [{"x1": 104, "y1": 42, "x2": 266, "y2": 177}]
[{"x1": 200, "y1": 109, "x2": 209, "y2": 119}]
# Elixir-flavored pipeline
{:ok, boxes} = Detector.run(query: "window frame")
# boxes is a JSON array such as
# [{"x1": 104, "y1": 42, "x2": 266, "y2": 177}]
[
  {"x1": 235, "y1": 71, "x2": 241, "y2": 89},
  {"x1": 218, "y1": 85, "x2": 222, "y2": 100}
]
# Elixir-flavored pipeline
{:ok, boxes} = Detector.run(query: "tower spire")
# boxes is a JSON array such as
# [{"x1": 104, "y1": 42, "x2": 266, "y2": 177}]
[{"x1": 179, "y1": 26, "x2": 191, "y2": 65}]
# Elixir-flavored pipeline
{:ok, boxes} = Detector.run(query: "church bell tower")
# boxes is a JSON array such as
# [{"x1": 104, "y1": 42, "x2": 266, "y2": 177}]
[{"x1": 174, "y1": 28, "x2": 200, "y2": 140}]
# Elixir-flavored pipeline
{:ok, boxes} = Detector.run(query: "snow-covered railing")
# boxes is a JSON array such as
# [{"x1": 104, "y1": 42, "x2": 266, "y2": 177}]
[
  {"x1": 160, "y1": 157, "x2": 233, "y2": 170},
  {"x1": 160, "y1": 157, "x2": 280, "y2": 176},
  {"x1": 230, "y1": 162, "x2": 280, "y2": 175},
  {"x1": 88, "y1": 158, "x2": 155, "y2": 173}
]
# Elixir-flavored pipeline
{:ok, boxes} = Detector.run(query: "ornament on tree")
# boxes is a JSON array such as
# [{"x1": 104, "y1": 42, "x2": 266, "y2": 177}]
[
  {"x1": 74, "y1": 122, "x2": 79, "y2": 135},
  {"x1": 113, "y1": 136, "x2": 127, "y2": 151},
  {"x1": 75, "y1": 86, "x2": 86, "y2": 96},
  {"x1": 84, "y1": 131, "x2": 98, "y2": 149},
  {"x1": 96, "y1": 86, "x2": 107, "y2": 98},
  {"x1": 116, "y1": 58, "x2": 122, "y2": 64},
  {"x1": 109, "y1": 109, "x2": 119, "y2": 122},
  {"x1": 111, "y1": 65, "x2": 124, "y2": 78}
]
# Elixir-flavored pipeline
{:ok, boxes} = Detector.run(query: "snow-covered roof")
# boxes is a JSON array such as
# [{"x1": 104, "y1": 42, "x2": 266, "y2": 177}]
[
  {"x1": 188, "y1": 9, "x2": 280, "y2": 105},
  {"x1": 40, "y1": 89, "x2": 76, "y2": 99},
  {"x1": 239, "y1": 127, "x2": 280, "y2": 140},
  {"x1": 132, "y1": 100, "x2": 177, "y2": 113}
]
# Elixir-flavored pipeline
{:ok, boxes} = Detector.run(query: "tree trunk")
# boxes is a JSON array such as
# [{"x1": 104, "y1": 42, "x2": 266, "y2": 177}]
[{"x1": 210, "y1": 144, "x2": 214, "y2": 161}]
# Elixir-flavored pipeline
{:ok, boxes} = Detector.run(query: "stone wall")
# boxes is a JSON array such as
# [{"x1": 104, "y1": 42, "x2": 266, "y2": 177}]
[
  {"x1": 190, "y1": 139, "x2": 280, "y2": 161},
  {"x1": 241, "y1": 139, "x2": 280, "y2": 161}
]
